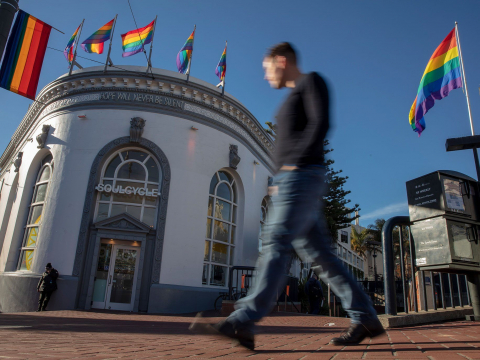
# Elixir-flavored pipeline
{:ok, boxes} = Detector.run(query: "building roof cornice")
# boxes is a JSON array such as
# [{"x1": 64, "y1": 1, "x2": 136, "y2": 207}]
[{"x1": 0, "y1": 66, "x2": 275, "y2": 175}]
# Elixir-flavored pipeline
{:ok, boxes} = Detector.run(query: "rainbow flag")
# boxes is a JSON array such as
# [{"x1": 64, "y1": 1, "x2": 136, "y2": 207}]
[
  {"x1": 176, "y1": 29, "x2": 195, "y2": 74},
  {"x1": 64, "y1": 24, "x2": 81, "y2": 65},
  {"x1": 81, "y1": 19, "x2": 114, "y2": 54},
  {"x1": 215, "y1": 45, "x2": 227, "y2": 82},
  {"x1": 121, "y1": 20, "x2": 155, "y2": 57},
  {"x1": 0, "y1": 10, "x2": 52, "y2": 100},
  {"x1": 409, "y1": 28, "x2": 462, "y2": 136}
]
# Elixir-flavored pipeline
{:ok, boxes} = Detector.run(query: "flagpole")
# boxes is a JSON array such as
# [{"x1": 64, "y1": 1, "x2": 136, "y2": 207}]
[
  {"x1": 69, "y1": 19, "x2": 84, "y2": 76},
  {"x1": 455, "y1": 22, "x2": 474, "y2": 135},
  {"x1": 103, "y1": 14, "x2": 118, "y2": 73},
  {"x1": 222, "y1": 40, "x2": 227, "y2": 96},
  {"x1": 455, "y1": 22, "x2": 480, "y2": 181},
  {"x1": 146, "y1": 15, "x2": 157, "y2": 75},
  {"x1": 186, "y1": 24, "x2": 196, "y2": 83}
]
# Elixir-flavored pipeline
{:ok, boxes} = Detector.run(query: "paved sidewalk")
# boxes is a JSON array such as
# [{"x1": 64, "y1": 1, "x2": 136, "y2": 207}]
[{"x1": 0, "y1": 310, "x2": 479, "y2": 359}]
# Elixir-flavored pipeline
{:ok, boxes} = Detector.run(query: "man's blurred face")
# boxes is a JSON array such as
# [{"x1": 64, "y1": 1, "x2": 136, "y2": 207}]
[
  {"x1": 45, "y1": 268, "x2": 51, "y2": 273},
  {"x1": 263, "y1": 56, "x2": 286, "y2": 89}
]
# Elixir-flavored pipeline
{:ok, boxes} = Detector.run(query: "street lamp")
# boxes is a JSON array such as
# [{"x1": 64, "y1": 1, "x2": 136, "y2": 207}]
[{"x1": 366, "y1": 240, "x2": 382, "y2": 295}]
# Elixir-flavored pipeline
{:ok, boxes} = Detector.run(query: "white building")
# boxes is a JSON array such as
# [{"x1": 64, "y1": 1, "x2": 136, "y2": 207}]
[
  {"x1": 334, "y1": 219, "x2": 384, "y2": 282},
  {"x1": 0, "y1": 66, "x2": 275, "y2": 313},
  {"x1": 335, "y1": 225, "x2": 366, "y2": 281}
]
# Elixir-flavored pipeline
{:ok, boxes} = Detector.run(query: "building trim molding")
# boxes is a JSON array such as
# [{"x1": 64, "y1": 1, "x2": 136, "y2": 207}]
[{"x1": 0, "y1": 68, "x2": 275, "y2": 176}]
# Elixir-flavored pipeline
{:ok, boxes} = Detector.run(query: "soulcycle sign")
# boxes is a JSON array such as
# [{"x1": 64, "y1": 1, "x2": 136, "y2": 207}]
[{"x1": 95, "y1": 183, "x2": 160, "y2": 197}]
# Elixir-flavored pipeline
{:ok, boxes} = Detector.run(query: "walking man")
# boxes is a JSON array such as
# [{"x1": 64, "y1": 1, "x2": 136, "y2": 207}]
[
  {"x1": 37, "y1": 263, "x2": 58, "y2": 311},
  {"x1": 191, "y1": 42, "x2": 384, "y2": 349},
  {"x1": 305, "y1": 274, "x2": 323, "y2": 315}
]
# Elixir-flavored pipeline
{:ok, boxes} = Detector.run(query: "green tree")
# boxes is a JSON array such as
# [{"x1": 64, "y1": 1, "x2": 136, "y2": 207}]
[
  {"x1": 264, "y1": 121, "x2": 278, "y2": 140},
  {"x1": 350, "y1": 226, "x2": 370, "y2": 258},
  {"x1": 366, "y1": 218, "x2": 386, "y2": 243},
  {"x1": 323, "y1": 140, "x2": 361, "y2": 240}
]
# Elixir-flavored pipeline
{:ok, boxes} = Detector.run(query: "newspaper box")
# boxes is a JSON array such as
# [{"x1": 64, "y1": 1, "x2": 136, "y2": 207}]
[{"x1": 407, "y1": 171, "x2": 480, "y2": 273}]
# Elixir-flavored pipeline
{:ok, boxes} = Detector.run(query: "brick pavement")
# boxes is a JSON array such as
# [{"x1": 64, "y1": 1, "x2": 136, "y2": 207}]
[{"x1": 0, "y1": 310, "x2": 479, "y2": 359}]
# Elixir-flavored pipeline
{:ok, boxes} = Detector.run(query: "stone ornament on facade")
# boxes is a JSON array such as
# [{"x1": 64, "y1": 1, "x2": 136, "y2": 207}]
[
  {"x1": 13, "y1": 152, "x2": 22, "y2": 172},
  {"x1": 229, "y1": 145, "x2": 241, "y2": 170},
  {"x1": 36, "y1": 124, "x2": 50, "y2": 149},
  {"x1": 110, "y1": 219, "x2": 141, "y2": 230},
  {"x1": 130, "y1": 117, "x2": 146, "y2": 143}
]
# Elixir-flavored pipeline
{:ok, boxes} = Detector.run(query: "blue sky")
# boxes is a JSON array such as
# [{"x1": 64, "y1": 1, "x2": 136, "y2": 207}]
[{"x1": 1, "y1": 0, "x2": 480, "y2": 227}]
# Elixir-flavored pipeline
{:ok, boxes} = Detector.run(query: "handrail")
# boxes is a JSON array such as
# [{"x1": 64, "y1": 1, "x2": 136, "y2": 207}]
[
  {"x1": 382, "y1": 216, "x2": 471, "y2": 315},
  {"x1": 382, "y1": 216, "x2": 411, "y2": 315}
]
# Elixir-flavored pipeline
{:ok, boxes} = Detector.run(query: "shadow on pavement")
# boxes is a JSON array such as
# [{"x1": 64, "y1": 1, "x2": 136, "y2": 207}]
[{"x1": 0, "y1": 312, "x2": 349, "y2": 336}]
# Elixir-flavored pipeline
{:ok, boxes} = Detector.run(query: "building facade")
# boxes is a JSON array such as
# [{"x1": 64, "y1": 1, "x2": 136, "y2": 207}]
[
  {"x1": 334, "y1": 221, "x2": 384, "y2": 282},
  {"x1": 0, "y1": 66, "x2": 275, "y2": 313},
  {"x1": 335, "y1": 225, "x2": 366, "y2": 281}
]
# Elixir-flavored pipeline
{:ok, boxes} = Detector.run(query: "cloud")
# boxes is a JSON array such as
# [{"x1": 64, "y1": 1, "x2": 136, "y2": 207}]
[{"x1": 360, "y1": 202, "x2": 409, "y2": 221}]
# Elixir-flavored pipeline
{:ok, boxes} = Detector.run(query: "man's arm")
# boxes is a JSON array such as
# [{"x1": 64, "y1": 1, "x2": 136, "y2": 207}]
[{"x1": 37, "y1": 276, "x2": 43, "y2": 291}]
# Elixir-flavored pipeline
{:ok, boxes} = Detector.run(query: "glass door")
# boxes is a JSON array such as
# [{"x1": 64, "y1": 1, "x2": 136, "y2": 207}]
[
  {"x1": 92, "y1": 243, "x2": 112, "y2": 309},
  {"x1": 91, "y1": 243, "x2": 140, "y2": 311},
  {"x1": 105, "y1": 246, "x2": 139, "y2": 311}
]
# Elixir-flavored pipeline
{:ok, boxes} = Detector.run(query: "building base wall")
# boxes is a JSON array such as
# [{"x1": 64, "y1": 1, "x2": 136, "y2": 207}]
[
  {"x1": 0, "y1": 273, "x2": 78, "y2": 313},
  {"x1": 148, "y1": 283, "x2": 221, "y2": 314}
]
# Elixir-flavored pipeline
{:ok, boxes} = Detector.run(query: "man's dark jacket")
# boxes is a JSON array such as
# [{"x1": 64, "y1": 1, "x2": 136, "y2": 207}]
[
  {"x1": 37, "y1": 269, "x2": 59, "y2": 292},
  {"x1": 305, "y1": 277, "x2": 323, "y2": 299}
]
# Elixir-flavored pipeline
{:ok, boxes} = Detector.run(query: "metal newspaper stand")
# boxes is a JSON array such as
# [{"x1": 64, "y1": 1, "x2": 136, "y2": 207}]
[
  {"x1": 406, "y1": 170, "x2": 480, "y2": 319},
  {"x1": 407, "y1": 170, "x2": 480, "y2": 272}
]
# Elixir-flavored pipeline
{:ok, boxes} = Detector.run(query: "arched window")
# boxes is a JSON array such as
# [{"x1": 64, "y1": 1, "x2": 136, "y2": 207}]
[
  {"x1": 94, "y1": 148, "x2": 161, "y2": 228},
  {"x1": 259, "y1": 196, "x2": 271, "y2": 253},
  {"x1": 18, "y1": 155, "x2": 53, "y2": 271},
  {"x1": 203, "y1": 170, "x2": 237, "y2": 287}
]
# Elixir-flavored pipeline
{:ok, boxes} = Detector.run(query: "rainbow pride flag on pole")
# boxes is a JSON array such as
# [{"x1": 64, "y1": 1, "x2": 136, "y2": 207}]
[
  {"x1": 121, "y1": 20, "x2": 155, "y2": 58},
  {"x1": 409, "y1": 28, "x2": 462, "y2": 136},
  {"x1": 215, "y1": 43, "x2": 227, "y2": 84},
  {"x1": 0, "y1": 10, "x2": 52, "y2": 100},
  {"x1": 64, "y1": 23, "x2": 82, "y2": 65},
  {"x1": 81, "y1": 19, "x2": 114, "y2": 54},
  {"x1": 176, "y1": 27, "x2": 195, "y2": 74}
]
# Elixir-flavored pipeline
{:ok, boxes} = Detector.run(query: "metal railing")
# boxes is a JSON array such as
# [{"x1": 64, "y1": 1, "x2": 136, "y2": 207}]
[
  {"x1": 382, "y1": 216, "x2": 471, "y2": 315},
  {"x1": 226, "y1": 266, "x2": 300, "y2": 312},
  {"x1": 228, "y1": 266, "x2": 256, "y2": 300}
]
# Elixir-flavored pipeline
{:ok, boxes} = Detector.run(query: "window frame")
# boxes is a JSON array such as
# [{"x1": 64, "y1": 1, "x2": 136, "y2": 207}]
[
  {"x1": 203, "y1": 171, "x2": 238, "y2": 288},
  {"x1": 0, "y1": 178, "x2": 4, "y2": 200},
  {"x1": 258, "y1": 196, "x2": 271, "y2": 253},
  {"x1": 93, "y1": 148, "x2": 161, "y2": 228},
  {"x1": 17, "y1": 156, "x2": 53, "y2": 271}
]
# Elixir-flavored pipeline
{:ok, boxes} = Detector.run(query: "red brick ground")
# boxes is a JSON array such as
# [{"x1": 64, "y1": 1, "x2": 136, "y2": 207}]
[{"x1": 1, "y1": 310, "x2": 480, "y2": 359}]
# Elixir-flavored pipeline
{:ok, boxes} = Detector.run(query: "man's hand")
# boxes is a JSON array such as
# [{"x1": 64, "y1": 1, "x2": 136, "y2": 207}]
[
  {"x1": 280, "y1": 165, "x2": 298, "y2": 171},
  {"x1": 268, "y1": 186, "x2": 278, "y2": 196}
]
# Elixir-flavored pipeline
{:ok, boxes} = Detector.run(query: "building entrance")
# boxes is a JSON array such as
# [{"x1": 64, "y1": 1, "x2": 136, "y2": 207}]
[{"x1": 91, "y1": 241, "x2": 140, "y2": 311}]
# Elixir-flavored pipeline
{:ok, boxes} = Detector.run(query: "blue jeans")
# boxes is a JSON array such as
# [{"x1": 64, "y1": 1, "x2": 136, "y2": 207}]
[{"x1": 227, "y1": 166, "x2": 377, "y2": 326}]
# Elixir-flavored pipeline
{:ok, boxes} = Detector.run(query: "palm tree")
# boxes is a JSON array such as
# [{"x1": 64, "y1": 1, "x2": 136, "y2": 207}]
[
  {"x1": 366, "y1": 218, "x2": 385, "y2": 243},
  {"x1": 264, "y1": 121, "x2": 277, "y2": 140},
  {"x1": 350, "y1": 226, "x2": 370, "y2": 258}
]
